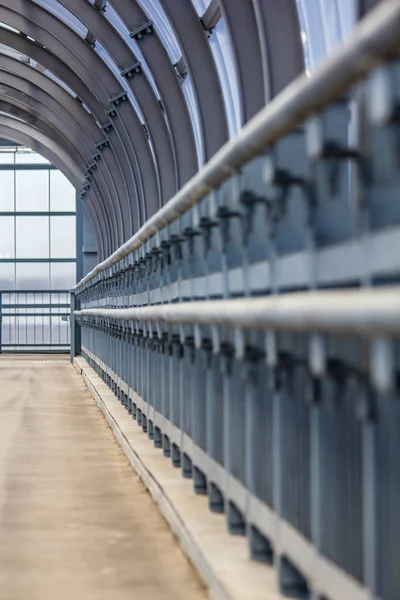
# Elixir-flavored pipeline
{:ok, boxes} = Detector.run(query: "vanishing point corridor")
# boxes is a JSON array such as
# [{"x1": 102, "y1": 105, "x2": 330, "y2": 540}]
[{"x1": 0, "y1": 1, "x2": 399, "y2": 598}]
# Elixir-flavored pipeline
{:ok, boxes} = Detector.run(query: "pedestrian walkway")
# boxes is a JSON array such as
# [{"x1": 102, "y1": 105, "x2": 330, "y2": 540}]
[{"x1": 0, "y1": 355, "x2": 207, "y2": 600}]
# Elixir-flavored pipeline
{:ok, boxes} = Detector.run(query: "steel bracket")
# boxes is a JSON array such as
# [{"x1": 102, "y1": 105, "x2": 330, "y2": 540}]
[
  {"x1": 129, "y1": 21, "x2": 153, "y2": 41},
  {"x1": 121, "y1": 62, "x2": 142, "y2": 79}
]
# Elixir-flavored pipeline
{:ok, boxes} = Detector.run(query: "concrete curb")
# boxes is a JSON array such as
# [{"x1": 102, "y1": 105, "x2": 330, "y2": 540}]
[{"x1": 74, "y1": 357, "x2": 279, "y2": 600}]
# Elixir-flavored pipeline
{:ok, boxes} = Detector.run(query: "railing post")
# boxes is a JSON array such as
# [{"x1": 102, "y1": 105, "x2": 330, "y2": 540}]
[
  {"x1": 0, "y1": 291, "x2": 2, "y2": 354},
  {"x1": 70, "y1": 291, "x2": 81, "y2": 360}
]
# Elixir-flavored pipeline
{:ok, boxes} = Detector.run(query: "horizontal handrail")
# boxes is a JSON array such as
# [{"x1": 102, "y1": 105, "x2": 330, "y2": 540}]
[
  {"x1": 75, "y1": 287, "x2": 400, "y2": 336},
  {"x1": 74, "y1": 0, "x2": 400, "y2": 291},
  {"x1": 0, "y1": 290, "x2": 70, "y2": 294}
]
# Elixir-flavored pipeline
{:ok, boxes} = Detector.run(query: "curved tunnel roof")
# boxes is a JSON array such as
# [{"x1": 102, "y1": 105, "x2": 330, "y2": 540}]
[{"x1": 0, "y1": 0, "x2": 376, "y2": 260}]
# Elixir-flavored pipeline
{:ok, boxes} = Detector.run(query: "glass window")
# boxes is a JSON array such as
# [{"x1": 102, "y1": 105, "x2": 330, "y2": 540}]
[
  {"x1": 50, "y1": 216, "x2": 76, "y2": 258},
  {"x1": 15, "y1": 152, "x2": 50, "y2": 164},
  {"x1": 16, "y1": 170, "x2": 49, "y2": 211},
  {"x1": 2, "y1": 316, "x2": 12, "y2": 343},
  {"x1": 3, "y1": 316, "x2": 19, "y2": 345},
  {"x1": 16, "y1": 216, "x2": 49, "y2": 258},
  {"x1": 50, "y1": 262, "x2": 76, "y2": 289},
  {"x1": 0, "y1": 216, "x2": 15, "y2": 258},
  {"x1": 16, "y1": 317, "x2": 27, "y2": 345},
  {"x1": 50, "y1": 170, "x2": 76, "y2": 212},
  {"x1": 0, "y1": 263, "x2": 15, "y2": 290},
  {"x1": 0, "y1": 152, "x2": 14, "y2": 164},
  {"x1": 32, "y1": 316, "x2": 51, "y2": 344},
  {"x1": 0, "y1": 147, "x2": 76, "y2": 304},
  {"x1": 0, "y1": 171, "x2": 15, "y2": 211},
  {"x1": 296, "y1": 0, "x2": 356, "y2": 72},
  {"x1": 26, "y1": 317, "x2": 36, "y2": 345},
  {"x1": 49, "y1": 316, "x2": 69, "y2": 345},
  {"x1": 16, "y1": 263, "x2": 50, "y2": 290}
]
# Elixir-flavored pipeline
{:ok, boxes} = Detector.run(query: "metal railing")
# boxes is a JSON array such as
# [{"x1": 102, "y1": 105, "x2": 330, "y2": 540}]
[
  {"x1": 0, "y1": 290, "x2": 71, "y2": 352},
  {"x1": 72, "y1": 3, "x2": 400, "y2": 600},
  {"x1": 75, "y1": 287, "x2": 399, "y2": 600},
  {"x1": 74, "y1": 0, "x2": 400, "y2": 291}
]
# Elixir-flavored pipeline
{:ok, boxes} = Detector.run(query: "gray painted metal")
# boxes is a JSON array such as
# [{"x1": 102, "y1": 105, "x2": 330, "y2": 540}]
[
  {"x1": 0, "y1": 137, "x2": 105, "y2": 262},
  {"x1": 0, "y1": 0, "x2": 166, "y2": 236},
  {"x1": 252, "y1": 0, "x2": 305, "y2": 98},
  {"x1": 0, "y1": 70, "x2": 119, "y2": 246},
  {"x1": 0, "y1": 60, "x2": 116, "y2": 251},
  {"x1": 0, "y1": 120, "x2": 112, "y2": 254},
  {"x1": 0, "y1": 81, "x2": 91, "y2": 165},
  {"x1": 0, "y1": 0, "x2": 307, "y2": 256},
  {"x1": 0, "y1": 291, "x2": 71, "y2": 352},
  {"x1": 74, "y1": 0, "x2": 400, "y2": 287},
  {"x1": 76, "y1": 273, "x2": 398, "y2": 600},
  {"x1": 81, "y1": 198, "x2": 106, "y2": 262},
  {"x1": 0, "y1": 30, "x2": 125, "y2": 248},
  {"x1": 56, "y1": 0, "x2": 178, "y2": 203},
  {"x1": 0, "y1": 93, "x2": 114, "y2": 256},
  {"x1": 0, "y1": 115, "x2": 84, "y2": 182},
  {"x1": 218, "y1": 1, "x2": 266, "y2": 123},
  {"x1": 74, "y1": 287, "x2": 400, "y2": 337},
  {"x1": 0, "y1": 6, "x2": 131, "y2": 245},
  {"x1": 0, "y1": 54, "x2": 128, "y2": 221},
  {"x1": 201, "y1": 0, "x2": 222, "y2": 31},
  {"x1": 160, "y1": 0, "x2": 229, "y2": 161},
  {"x1": 0, "y1": 98, "x2": 87, "y2": 168},
  {"x1": 72, "y1": 20, "x2": 400, "y2": 594},
  {"x1": 0, "y1": 54, "x2": 115, "y2": 156},
  {"x1": 0, "y1": 115, "x2": 108, "y2": 258},
  {"x1": 11, "y1": 0, "x2": 164, "y2": 221},
  {"x1": 111, "y1": 0, "x2": 199, "y2": 182},
  {"x1": 80, "y1": 197, "x2": 99, "y2": 276},
  {"x1": 0, "y1": 0, "x2": 307, "y2": 254}
]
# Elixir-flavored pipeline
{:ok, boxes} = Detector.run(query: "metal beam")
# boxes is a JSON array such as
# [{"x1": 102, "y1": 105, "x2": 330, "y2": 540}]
[
  {"x1": 0, "y1": 1, "x2": 161, "y2": 240},
  {"x1": 2, "y1": 0, "x2": 162, "y2": 224},
  {"x1": 0, "y1": 60, "x2": 119, "y2": 252},
  {"x1": 201, "y1": 0, "x2": 222, "y2": 31},
  {"x1": 218, "y1": 0, "x2": 265, "y2": 123},
  {"x1": 160, "y1": 0, "x2": 229, "y2": 161},
  {"x1": 0, "y1": 42, "x2": 122, "y2": 247},
  {"x1": 0, "y1": 88, "x2": 114, "y2": 255},
  {"x1": 0, "y1": 98, "x2": 87, "y2": 168},
  {"x1": 252, "y1": 0, "x2": 305, "y2": 98},
  {"x1": 0, "y1": 114, "x2": 108, "y2": 259},
  {"x1": 0, "y1": 115, "x2": 83, "y2": 183},
  {"x1": 94, "y1": 0, "x2": 107, "y2": 12},
  {"x1": 57, "y1": 0, "x2": 178, "y2": 202},
  {"x1": 0, "y1": 5, "x2": 132, "y2": 245},
  {"x1": 75, "y1": 287, "x2": 400, "y2": 336},
  {"x1": 0, "y1": 49, "x2": 130, "y2": 248},
  {"x1": 111, "y1": 0, "x2": 199, "y2": 182},
  {"x1": 0, "y1": 106, "x2": 110, "y2": 258},
  {"x1": 73, "y1": 0, "x2": 400, "y2": 285}
]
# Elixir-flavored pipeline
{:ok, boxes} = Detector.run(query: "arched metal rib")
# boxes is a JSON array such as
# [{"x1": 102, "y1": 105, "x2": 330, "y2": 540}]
[
  {"x1": 159, "y1": 0, "x2": 229, "y2": 161},
  {"x1": 110, "y1": 0, "x2": 199, "y2": 183},
  {"x1": 252, "y1": 0, "x2": 305, "y2": 99},
  {"x1": 0, "y1": 75, "x2": 116, "y2": 253},
  {"x1": 55, "y1": 0, "x2": 178, "y2": 203}
]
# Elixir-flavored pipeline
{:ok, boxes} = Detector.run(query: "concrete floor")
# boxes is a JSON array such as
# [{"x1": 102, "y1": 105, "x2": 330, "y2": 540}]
[{"x1": 0, "y1": 355, "x2": 207, "y2": 600}]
